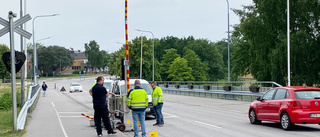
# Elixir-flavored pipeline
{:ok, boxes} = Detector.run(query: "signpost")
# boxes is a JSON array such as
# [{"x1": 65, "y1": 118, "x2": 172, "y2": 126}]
[{"x1": 0, "y1": 11, "x2": 32, "y2": 132}]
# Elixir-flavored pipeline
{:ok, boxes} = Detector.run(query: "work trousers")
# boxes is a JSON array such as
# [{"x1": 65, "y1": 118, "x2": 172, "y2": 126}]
[{"x1": 94, "y1": 106, "x2": 114, "y2": 135}]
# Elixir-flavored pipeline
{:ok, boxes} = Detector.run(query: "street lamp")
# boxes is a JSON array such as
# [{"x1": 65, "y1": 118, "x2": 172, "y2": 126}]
[
  {"x1": 36, "y1": 37, "x2": 51, "y2": 43},
  {"x1": 140, "y1": 34, "x2": 143, "y2": 78},
  {"x1": 226, "y1": 0, "x2": 230, "y2": 83},
  {"x1": 32, "y1": 14, "x2": 59, "y2": 85},
  {"x1": 135, "y1": 29, "x2": 154, "y2": 81}
]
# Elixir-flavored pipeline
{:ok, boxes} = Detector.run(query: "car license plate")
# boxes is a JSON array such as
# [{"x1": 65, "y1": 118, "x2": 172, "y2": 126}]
[{"x1": 310, "y1": 114, "x2": 320, "y2": 117}]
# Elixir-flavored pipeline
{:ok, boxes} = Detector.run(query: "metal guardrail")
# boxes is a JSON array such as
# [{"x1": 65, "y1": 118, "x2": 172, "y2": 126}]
[
  {"x1": 17, "y1": 84, "x2": 41, "y2": 130},
  {"x1": 156, "y1": 81, "x2": 282, "y2": 92},
  {"x1": 157, "y1": 81, "x2": 282, "y2": 102}
]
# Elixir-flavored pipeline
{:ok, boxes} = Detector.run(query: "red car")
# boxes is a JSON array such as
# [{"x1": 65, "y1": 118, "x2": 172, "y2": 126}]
[{"x1": 248, "y1": 86, "x2": 320, "y2": 130}]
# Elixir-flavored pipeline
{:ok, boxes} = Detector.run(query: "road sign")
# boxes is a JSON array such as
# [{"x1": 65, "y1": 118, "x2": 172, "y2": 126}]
[
  {"x1": 0, "y1": 14, "x2": 32, "y2": 39},
  {"x1": 2, "y1": 51, "x2": 26, "y2": 73}
]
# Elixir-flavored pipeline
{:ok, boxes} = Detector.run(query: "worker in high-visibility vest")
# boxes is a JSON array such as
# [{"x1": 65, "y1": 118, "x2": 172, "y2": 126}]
[
  {"x1": 151, "y1": 81, "x2": 164, "y2": 127},
  {"x1": 127, "y1": 80, "x2": 148, "y2": 137}
]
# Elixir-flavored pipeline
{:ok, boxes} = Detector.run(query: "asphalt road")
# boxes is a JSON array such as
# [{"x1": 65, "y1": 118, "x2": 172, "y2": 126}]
[{"x1": 24, "y1": 76, "x2": 320, "y2": 137}]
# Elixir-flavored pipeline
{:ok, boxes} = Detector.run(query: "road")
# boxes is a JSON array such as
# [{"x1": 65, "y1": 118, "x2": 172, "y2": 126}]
[{"x1": 24, "y1": 76, "x2": 320, "y2": 137}]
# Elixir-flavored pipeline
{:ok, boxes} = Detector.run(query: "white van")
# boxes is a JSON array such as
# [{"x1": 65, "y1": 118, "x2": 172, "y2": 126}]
[{"x1": 111, "y1": 78, "x2": 155, "y2": 116}]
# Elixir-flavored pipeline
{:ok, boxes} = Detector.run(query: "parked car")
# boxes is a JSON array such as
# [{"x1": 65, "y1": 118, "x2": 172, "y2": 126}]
[
  {"x1": 103, "y1": 79, "x2": 114, "y2": 92},
  {"x1": 69, "y1": 82, "x2": 83, "y2": 93},
  {"x1": 111, "y1": 78, "x2": 155, "y2": 117},
  {"x1": 248, "y1": 86, "x2": 320, "y2": 130}
]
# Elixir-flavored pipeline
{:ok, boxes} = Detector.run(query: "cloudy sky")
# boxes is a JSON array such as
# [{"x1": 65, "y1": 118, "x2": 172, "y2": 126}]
[{"x1": 0, "y1": 0, "x2": 253, "y2": 53}]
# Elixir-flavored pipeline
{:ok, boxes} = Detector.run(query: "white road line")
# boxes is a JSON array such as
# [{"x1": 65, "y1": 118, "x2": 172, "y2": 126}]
[
  {"x1": 59, "y1": 112, "x2": 88, "y2": 114},
  {"x1": 59, "y1": 116, "x2": 84, "y2": 118},
  {"x1": 52, "y1": 102, "x2": 69, "y2": 137},
  {"x1": 195, "y1": 121, "x2": 221, "y2": 129},
  {"x1": 162, "y1": 112, "x2": 178, "y2": 118}
]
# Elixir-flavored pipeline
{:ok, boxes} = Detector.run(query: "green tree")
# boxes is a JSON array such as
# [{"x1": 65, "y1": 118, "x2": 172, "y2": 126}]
[
  {"x1": 160, "y1": 48, "x2": 180, "y2": 81},
  {"x1": 108, "y1": 37, "x2": 161, "y2": 81},
  {"x1": 184, "y1": 39, "x2": 225, "y2": 81},
  {"x1": 85, "y1": 40, "x2": 100, "y2": 71},
  {"x1": 183, "y1": 49, "x2": 208, "y2": 81},
  {"x1": 38, "y1": 46, "x2": 73, "y2": 75},
  {"x1": 232, "y1": 0, "x2": 320, "y2": 86},
  {"x1": 0, "y1": 44, "x2": 10, "y2": 80},
  {"x1": 167, "y1": 57, "x2": 194, "y2": 81}
]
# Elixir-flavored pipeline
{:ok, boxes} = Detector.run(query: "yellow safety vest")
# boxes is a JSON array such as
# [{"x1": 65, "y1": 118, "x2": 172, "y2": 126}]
[
  {"x1": 127, "y1": 89, "x2": 148, "y2": 109},
  {"x1": 152, "y1": 86, "x2": 163, "y2": 106}
]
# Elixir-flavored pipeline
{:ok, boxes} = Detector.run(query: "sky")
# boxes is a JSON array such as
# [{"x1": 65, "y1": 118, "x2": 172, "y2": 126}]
[{"x1": 0, "y1": 0, "x2": 253, "y2": 53}]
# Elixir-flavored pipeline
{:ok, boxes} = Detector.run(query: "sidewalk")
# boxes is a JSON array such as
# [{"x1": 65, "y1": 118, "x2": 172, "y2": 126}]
[{"x1": 23, "y1": 82, "x2": 127, "y2": 137}]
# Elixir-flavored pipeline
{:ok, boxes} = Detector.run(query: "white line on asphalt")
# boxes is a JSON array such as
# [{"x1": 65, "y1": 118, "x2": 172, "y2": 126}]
[
  {"x1": 59, "y1": 112, "x2": 88, "y2": 114},
  {"x1": 162, "y1": 112, "x2": 178, "y2": 118},
  {"x1": 60, "y1": 116, "x2": 84, "y2": 118},
  {"x1": 52, "y1": 102, "x2": 69, "y2": 137},
  {"x1": 195, "y1": 121, "x2": 221, "y2": 129}
]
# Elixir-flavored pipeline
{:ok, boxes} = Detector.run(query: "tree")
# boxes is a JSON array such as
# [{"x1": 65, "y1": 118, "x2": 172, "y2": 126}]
[
  {"x1": 183, "y1": 49, "x2": 208, "y2": 81},
  {"x1": 0, "y1": 44, "x2": 10, "y2": 80},
  {"x1": 97, "y1": 50, "x2": 111, "y2": 72},
  {"x1": 108, "y1": 37, "x2": 161, "y2": 81},
  {"x1": 160, "y1": 48, "x2": 180, "y2": 81},
  {"x1": 167, "y1": 57, "x2": 194, "y2": 81},
  {"x1": 232, "y1": 0, "x2": 320, "y2": 86},
  {"x1": 85, "y1": 40, "x2": 100, "y2": 71},
  {"x1": 38, "y1": 46, "x2": 73, "y2": 75},
  {"x1": 184, "y1": 39, "x2": 225, "y2": 81}
]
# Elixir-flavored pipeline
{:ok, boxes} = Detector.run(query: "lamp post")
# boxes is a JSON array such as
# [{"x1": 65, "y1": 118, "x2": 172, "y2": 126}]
[
  {"x1": 36, "y1": 37, "x2": 51, "y2": 43},
  {"x1": 32, "y1": 14, "x2": 59, "y2": 85},
  {"x1": 135, "y1": 29, "x2": 154, "y2": 81},
  {"x1": 140, "y1": 34, "x2": 143, "y2": 78},
  {"x1": 287, "y1": 0, "x2": 290, "y2": 86},
  {"x1": 226, "y1": 0, "x2": 230, "y2": 83}
]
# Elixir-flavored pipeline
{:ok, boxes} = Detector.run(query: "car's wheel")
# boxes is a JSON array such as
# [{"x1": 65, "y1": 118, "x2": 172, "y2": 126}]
[
  {"x1": 281, "y1": 112, "x2": 294, "y2": 130},
  {"x1": 249, "y1": 109, "x2": 261, "y2": 124}
]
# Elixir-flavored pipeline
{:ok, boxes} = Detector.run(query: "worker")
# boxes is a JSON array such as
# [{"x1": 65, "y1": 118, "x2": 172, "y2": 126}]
[
  {"x1": 89, "y1": 81, "x2": 96, "y2": 96},
  {"x1": 151, "y1": 81, "x2": 164, "y2": 126},
  {"x1": 127, "y1": 80, "x2": 148, "y2": 137},
  {"x1": 91, "y1": 76, "x2": 116, "y2": 136}
]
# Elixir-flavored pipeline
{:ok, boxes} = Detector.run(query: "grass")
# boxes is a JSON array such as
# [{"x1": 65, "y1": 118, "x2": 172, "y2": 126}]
[
  {"x1": 0, "y1": 110, "x2": 25, "y2": 137},
  {"x1": 0, "y1": 84, "x2": 26, "y2": 137}
]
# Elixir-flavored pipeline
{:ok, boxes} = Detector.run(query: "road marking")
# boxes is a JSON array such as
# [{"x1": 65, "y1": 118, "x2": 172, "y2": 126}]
[
  {"x1": 162, "y1": 112, "x2": 178, "y2": 118},
  {"x1": 59, "y1": 112, "x2": 88, "y2": 114},
  {"x1": 52, "y1": 102, "x2": 69, "y2": 137},
  {"x1": 195, "y1": 121, "x2": 221, "y2": 129},
  {"x1": 60, "y1": 116, "x2": 84, "y2": 118}
]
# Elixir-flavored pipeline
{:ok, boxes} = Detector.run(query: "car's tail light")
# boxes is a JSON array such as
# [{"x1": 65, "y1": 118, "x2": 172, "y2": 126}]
[{"x1": 292, "y1": 101, "x2": 302, "y2": 108}]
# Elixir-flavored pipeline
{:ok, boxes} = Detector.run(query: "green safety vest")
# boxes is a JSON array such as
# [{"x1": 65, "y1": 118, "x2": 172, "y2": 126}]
[
  {"x1": 91, "y1": 82, "x2": 97, "y2": 90},
  {"x1": 152, "y1": 86, "x2": 163, "y2": 106},
  {"x1": 127, "y1": 89, "x2": 148, "y2": 109}
]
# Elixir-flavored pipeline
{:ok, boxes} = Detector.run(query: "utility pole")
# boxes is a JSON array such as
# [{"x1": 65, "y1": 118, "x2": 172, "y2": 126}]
[{"x1": 20, "y1": 0, "x2": 25, "y2": 106}]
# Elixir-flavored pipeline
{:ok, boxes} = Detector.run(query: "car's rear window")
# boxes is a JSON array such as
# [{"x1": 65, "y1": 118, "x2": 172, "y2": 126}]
[
  {"x1": 294, "y1": 91, "x2": 320, "y2": 99},
  {"x1": 103, "y1": 82, "x2": 112, "y2": 90},
  {"x1": 71, "y1": 83, "x2": 80, "y2": 86},
  {"x1": 120, "y1": 84, "x2": 152, "y2": 95}
]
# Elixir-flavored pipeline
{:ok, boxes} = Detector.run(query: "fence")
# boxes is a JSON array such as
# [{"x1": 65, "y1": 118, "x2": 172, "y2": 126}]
[
  {"x1": 157, "y1": 81, "x2": 282, "y2": 102},
  {"x1": 17, "y1": 84, "x2": 41, "y2": 130}
]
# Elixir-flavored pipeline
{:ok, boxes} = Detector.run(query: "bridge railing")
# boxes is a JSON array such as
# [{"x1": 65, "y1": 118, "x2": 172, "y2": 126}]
[{"x1": 155, "y1": 81, "x2": 282, "y2": 102}]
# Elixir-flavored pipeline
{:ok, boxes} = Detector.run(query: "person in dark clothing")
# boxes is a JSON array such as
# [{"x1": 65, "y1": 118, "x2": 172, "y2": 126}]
[
  {"x1": 91, "y1": 76, "x2": 116, "y2": 136},
  {"x1": 42, "y1": 82, "x2": 48, "y2": 97}
]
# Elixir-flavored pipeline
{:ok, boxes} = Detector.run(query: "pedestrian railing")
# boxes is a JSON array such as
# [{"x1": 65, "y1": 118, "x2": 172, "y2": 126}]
[{"x1": 17, "y1": 84, "x2": 41, "y2": 130}]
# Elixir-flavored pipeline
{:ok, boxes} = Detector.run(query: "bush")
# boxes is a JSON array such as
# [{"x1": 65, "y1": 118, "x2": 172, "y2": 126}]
[
  {"x1": 0, "y1": 92, "x2": 21, "y2": 110},
  {"x1": 72, "y1": 70, "x2": 85, "y2": 74},
  {"x1": 249, "y1": 83, "x2": 260, "y2": 88}
]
